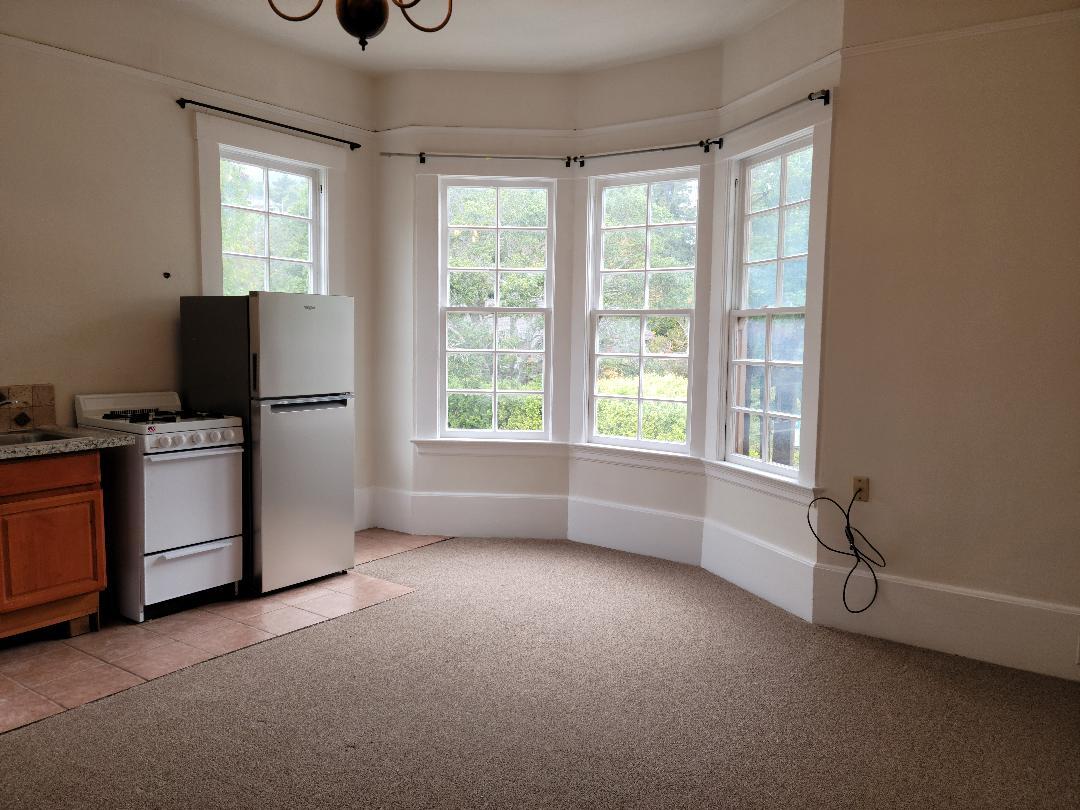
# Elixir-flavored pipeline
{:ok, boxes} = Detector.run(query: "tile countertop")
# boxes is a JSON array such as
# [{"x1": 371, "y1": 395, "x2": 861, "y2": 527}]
[{"x1": 0, "y1": 427, "x2": 135, "y2": 461}]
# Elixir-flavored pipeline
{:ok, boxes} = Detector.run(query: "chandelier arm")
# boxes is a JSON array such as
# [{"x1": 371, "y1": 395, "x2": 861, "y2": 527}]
[
  {"x1": 267, "y1": 0, "x2": 323, "y2": 22},
  {"x1": 394, "y1": 0, "x2": 453, "y2": 33}
]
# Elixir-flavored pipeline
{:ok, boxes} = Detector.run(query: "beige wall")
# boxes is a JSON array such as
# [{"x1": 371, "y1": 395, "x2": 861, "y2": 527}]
[{"x1": 821, "y1": 5, "x2": 1080, "y2": 603}]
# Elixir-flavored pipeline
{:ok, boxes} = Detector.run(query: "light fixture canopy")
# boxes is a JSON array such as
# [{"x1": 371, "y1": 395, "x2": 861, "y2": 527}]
[{"x1": 268, "y1": 0, "x2": 452, "y2": 51}]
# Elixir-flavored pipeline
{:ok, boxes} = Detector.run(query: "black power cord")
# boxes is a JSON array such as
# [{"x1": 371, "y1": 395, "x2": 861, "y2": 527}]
[{"x1": 807, "y1": 489, "x2": 886, "y2": 613}]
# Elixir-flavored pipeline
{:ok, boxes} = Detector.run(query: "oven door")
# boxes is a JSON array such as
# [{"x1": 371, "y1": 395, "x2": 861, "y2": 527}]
[{"x1": 143, "y1": 446, "x2": 243, "y2": 555}]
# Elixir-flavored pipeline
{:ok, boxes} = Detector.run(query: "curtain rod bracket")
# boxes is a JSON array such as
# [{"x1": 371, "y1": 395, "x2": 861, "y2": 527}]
[
  {"x1": 808, "y1": 89, "x2": 830, "y2": 106},
  {"x1": 699, "y1": 137, "x2": 723, "y2": 153},
  {"x1": 419, "y1": 152, "x2": 427, "y2": 164}
]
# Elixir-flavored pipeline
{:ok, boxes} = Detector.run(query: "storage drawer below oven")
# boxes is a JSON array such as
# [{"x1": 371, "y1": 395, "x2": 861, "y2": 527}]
[{"x1": 144, "y1": 536, "x2": 242, "y2": 606}]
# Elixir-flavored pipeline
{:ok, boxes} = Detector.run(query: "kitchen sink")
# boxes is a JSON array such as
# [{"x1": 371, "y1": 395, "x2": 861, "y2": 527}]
[{"x1": 0, "y1": 430, "x2": 72, "y2": 446}]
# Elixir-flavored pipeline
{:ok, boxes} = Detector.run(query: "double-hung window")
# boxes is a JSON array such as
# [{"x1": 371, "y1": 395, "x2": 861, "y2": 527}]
[
  {"x1": 218, "y1": 148, "x2": 324, "y2": 295},
  {"x1": 726, "y1": 138, "x2": 815, "y2": 472},
  {"x1": 589, "y1": 170, "x2": 700, "y2": 449},
  {"x1": 440, "y1": 179, "x2": 554, "y2": 436}
]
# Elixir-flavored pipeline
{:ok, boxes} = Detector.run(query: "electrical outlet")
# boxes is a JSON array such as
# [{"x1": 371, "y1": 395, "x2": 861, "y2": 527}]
[{"x1": 853, "y1": 476, "x2": 869, "y2": 502}]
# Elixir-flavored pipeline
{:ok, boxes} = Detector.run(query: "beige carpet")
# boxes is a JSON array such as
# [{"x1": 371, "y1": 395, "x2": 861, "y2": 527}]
[{"x1": 1, "y1": 537, "x2": 1077, "y2": 809}]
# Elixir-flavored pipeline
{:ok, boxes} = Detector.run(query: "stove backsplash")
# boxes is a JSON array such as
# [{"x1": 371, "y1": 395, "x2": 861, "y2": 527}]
[{"x1": 0, "y1": 384, "x2": 56, "y2": 432}]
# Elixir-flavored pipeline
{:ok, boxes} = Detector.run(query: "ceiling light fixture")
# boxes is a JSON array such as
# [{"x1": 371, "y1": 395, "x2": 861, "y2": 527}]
[{"x1": 268, "y1": 0, "x2": 452, "y2": 51}]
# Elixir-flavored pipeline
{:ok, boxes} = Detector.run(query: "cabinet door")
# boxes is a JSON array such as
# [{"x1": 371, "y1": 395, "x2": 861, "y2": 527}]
[{"x1": 0, "y1": 490, "x2": 106, "y2": 612}]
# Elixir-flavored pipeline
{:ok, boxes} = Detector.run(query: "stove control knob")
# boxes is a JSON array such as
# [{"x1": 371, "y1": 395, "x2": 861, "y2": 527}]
[
  {"x1": 208, "y1": 430, "x2": 222, "y2": 442},
  {"x1": 189, "y1": 432, "x2": 204, "y2": 445},
  {"x1": 156, "y1": 436, "x2": 172, "y2": 448},
  {"x1": 172, "y1": 434, "x2": 186, "y2": 446},
  {"x1": 222, "y1": 429, "x2": 235, "y2": 442}
]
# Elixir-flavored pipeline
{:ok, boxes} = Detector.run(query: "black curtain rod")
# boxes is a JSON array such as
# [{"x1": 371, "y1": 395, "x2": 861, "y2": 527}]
[
  {"x1": 176, "y1": 98, "x2": 362, "y2": 151},
  {"x1": 379, "y1": 89, "x2": 830, "y2": 166}
]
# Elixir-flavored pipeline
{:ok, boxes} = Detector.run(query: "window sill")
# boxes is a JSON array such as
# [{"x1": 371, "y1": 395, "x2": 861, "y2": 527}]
[
  {"x1": 412, "y1": 438, "x2": 568, "y2": 458},
  {"x1": 702, "y1": 459, "x2": 819, "y2": 505}
]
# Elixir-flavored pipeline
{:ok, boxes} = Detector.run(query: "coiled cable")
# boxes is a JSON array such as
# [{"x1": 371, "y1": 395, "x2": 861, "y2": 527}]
[{"x1": 807, "y1": 489, "x2": 886, "y2": 613}]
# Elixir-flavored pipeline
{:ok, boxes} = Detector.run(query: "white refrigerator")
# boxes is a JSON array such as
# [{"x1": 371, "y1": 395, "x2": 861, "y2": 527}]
[{"x1": 181, "y1": 292, "x2": 356, "y2": 593}]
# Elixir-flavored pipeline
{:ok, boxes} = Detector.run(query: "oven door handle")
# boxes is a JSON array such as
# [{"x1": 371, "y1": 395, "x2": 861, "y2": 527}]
[
  {"x1": 158, "y1": 539, "x2": 236, "y2": 560},
  {"x1": 146, "y1": 447, "x2": 244, "y2": 462}
]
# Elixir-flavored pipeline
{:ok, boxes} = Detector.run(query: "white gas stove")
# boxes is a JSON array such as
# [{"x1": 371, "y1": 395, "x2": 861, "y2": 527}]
[
  {"x1": 74, "y1": 391, "x2": 245, "y2": 621},
  {"x1": 76, "y1": 392, "x2": 242, "y2": 454}
]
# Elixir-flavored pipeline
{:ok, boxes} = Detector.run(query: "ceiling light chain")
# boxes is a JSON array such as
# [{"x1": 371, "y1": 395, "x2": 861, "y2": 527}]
[{"x1": 268, "y1": 0, "x2": 452, "y2": 51}]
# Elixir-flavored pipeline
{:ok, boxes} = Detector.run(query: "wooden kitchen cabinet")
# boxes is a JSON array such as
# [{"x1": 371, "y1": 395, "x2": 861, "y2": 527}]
[{"x1": 0, "y1": 452, "x2": 106, "y2": 639}]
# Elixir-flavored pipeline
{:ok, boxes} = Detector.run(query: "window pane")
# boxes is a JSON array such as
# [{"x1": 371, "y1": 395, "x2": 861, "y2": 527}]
[
  {"x1": 780, "y1": 258, "x2": 807, "y2": 307},
  {"x1": 499, "y1": 188, "x2": 547, "y2": 227},
  {"x1": 497, "y1": 394, "x2": 543, "y2": 431},
  {"x1": 642, "y1": 400, "x2": 687, "y2": 443},
  {"x1": 499, "y1": 230, "x2": 546, "y2": 269},
  {"x1": 497, "y1": 354, "x2": 544, "y2": 391},
  {"x1": 769, "y1": 366, "x2": 802, "y2": 415},
  {"x1": 268, "y1": 170, "x2": 311, "y2": 217},
  {"x1": 644, "y1": 316, "x2": 689, "y2": 356},
  {"x1": 642, "y1": 358, "x2": 688, "y2": 400},
  {"x1": 446, "y1": 312, "x2": 494, "y2": 350},
  {"x1": 602, "y1": 229, "x2": 646, "y2": 270},
  {"x1": 596, "y1": 316, "x2": 640, "y2": 354},
  {"x1": 647, "y1": 271, "x2": 694, "y2": 309},
  {"x1": 768, "y1": 417, "x2": 801, "y2": 467},
  {"x1": 269, "y1": 215, "x2": 311, "y2": 261},
  {"x1": 269, "y1": 260, "x2": 311, "y2": 293},
  {"x1": 221, "y1": 208, "x2": 266, "y2": 256},
  {"x1": 734, "y1": 317, "x2": 766, "y2": 360},
  {"x1": 784, "y1": 147, "x2": 813, "y2": 204},
  {"x1": 595, "y1": 357, "x2": 639, "y2": 396},
  {"x1": 734, "y1": 412, "x2": 763, "y2": 459},
  {"x1": 648, "y1": 225, "x2": 696, "y2": 269},
  {"x1": 748, "y1": 158, "x2": 780, "y2": 212},
  {"x1": 448, "y1": 228, "x2": 496, "y2": 268},
  {"x1": 448, "y1": 271, "x2": 496, "y2": 307},
  {"x1": 771, "y1": 315, "x2": 805, "y2": 362},
  {"x1": 223, "y1": 255, "x2": 266, "y2": 296},
  {"x1": 746, "y1": 262, "x2": 777, "y2": 308},
  {"x1": 649, "y1": 179, "x2": 698, "y2": 224},
  {"x1": 446, "y1": 353, "x2": 493, "y2": 390},
  {"x1": 220, "y1": 159, "x2": 265, "y2": 209},
  {"x1": 498, "y1": 272, "x2": 545, "y2": 307},
  {"x1": 496, "y1": 313, "x2": 545, "y2": 351},
  {"x1": 447, "y1": 187, "x2": 496, "y2": 226},
  {"x1": 595, "y1": 397, "x2": 637, "y2": 438},
  {"x1": 602, "y1": 184, "x2": 647, "y2": 227},
  {"x1": 734, "y1": 364, "x2": 765, "y2": 409},
  {"x1": 782, "y1": 203, "x2": 810, "y2": 257},
  {"x1": 601, "y1": 272, "x2": 645, "y2": 309},
  {"x1": 746, "y1": 211, "x2": 778, "y2": 262},
  {"x1": 447, "y1": 393, "x2": 492, "y2": 430}
]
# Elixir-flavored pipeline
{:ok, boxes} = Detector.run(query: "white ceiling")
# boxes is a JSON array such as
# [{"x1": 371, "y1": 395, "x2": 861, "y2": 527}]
[{"x1": 171, "y1": 0, "x2": 794, "y2": 74}]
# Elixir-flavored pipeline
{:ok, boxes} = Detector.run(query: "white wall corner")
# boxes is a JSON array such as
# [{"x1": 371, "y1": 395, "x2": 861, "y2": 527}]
[
  {"x1": 812, "y1": 566, "x2": 1080, "y2": 682},
  {"x1": 700, "y1": 518, "x2": 814, "y2": 621},
  {"x1": 568, "y1": 496, "x2": 703, "y2": 566},
  {"x1": 369, "y1": 486, "x2": 415, "y2": 535},
  {"x1": 353, "y1": 487, "x2": 374, "y2": 531}
]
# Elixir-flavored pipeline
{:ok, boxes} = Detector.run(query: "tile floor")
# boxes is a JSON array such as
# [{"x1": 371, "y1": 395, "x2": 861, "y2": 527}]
[{"x1": 0, "y1": 529, "x2": 441, "y2": 734}]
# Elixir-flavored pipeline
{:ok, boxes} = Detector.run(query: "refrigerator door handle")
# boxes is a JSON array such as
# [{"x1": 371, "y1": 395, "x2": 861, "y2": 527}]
[
  {"x1": 251, "y1": 353, "x2": 259, "y2": 394},
  {"x1": 269, "y1": 398, "x2": 349, "y2": 414}
]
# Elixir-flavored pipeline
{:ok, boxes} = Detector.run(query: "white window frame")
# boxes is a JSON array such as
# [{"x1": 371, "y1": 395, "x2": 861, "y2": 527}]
[
  {"x1": 586, "y1": 167, "x2": 703, "y2": 454},
  {"x1": 218, "y1": 146, "x2": 326, "y2": 295},
  {"x1": 194, "y1": 112, "x2": 347, "y2": 296},
  {"x1": 710, "y1": 111, "x2": 831, "y2": 487},
  {"x1": 438, "y1": 176, "x2": 557, "y2": 440}
]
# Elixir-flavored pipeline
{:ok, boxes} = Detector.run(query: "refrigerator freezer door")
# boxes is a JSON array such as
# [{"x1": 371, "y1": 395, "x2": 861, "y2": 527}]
[
  {"x1": 250, "y1": 293, "x2": 354, "y2": 399},
  {"x1": 252, "y1": 396, "x2": 356, "y2": 592}
]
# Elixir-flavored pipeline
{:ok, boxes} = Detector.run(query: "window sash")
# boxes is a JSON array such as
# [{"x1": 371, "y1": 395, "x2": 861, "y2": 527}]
[
  {"x1": 218, "y1": 147, "x2": 324, "y2": 296},
  {"x1": 439, "y1": 178, "x2": 555, "y2": 439},
  {"x1": 588, "y1": 169, "x2": 700, "y2": 451},
  {"x1": 724, "y1": 136, "x2": 814, "y2": 475}
]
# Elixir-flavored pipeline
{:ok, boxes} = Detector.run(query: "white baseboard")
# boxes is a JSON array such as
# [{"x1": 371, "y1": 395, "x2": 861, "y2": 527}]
[
  {"x1": 353, "y1": 486, "x2": 374, "y2": 531},
  {"x1": 367, "y1": 486, "x2": 567, "y2": 539},
  {"x1": 700, "y1": 518, "x2": 815, "y2": 621},
  {"x1": 813, "y1": 564, "x2": 1080, "y2": 682},
  {"x1": 568, "y1": 496, "x2": 703, "y2": 565}
]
